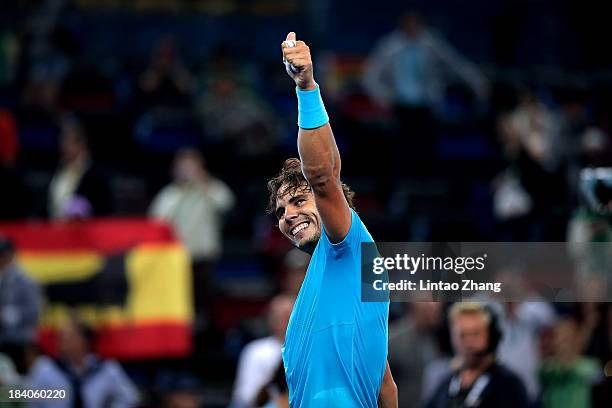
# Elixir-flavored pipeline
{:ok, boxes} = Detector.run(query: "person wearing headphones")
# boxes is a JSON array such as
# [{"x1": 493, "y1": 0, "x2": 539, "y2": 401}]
[{"x1": 425, "y1": 302, "x2": 529, "y2": 408}]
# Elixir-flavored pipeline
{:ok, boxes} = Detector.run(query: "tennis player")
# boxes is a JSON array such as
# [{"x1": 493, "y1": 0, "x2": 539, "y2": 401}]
[{"x1": 267, "y1": 32, "x2": 397, "y2": 407}]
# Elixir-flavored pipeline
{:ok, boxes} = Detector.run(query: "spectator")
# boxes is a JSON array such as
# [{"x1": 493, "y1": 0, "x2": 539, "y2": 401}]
[
  {"x1": 495, "y1": 302, "x2": 557, "y2": 403},
  {"x1": 255, "y1": 361, "x2": 289, "y2": 408},
  {"x1": 495, "y1": 91, "x2": 569, "y2": 240},
  {"x1": 539, "y1": 313, "x2": 601, "y2": 408},
  {"x1": 568, "y1": 166, "x2": 612, "y2": 298},
  {"x1": 567, "y1": 136, "x2": 612, "y2": 256},
  {"x1": 139, "y1": 36, "x2": 194, "y2": 109},
  {"x1": 0, "y1": 236, "x2": 40, "y2": 374},
  {"x1": 388, "y1": 301, "x2": 444, "y2": 406},
  {"x1": 231, "y1": 294, "x2": 294, "y2": 408},
  {"x1": 149, "y1": 148, "x2": 235, "y2": 316},
  {"x1": 425, "y1": 302, "x2": 529, "y2": 408},
  {"x1": 48, "y1": 116, "x2": 112, "y2": 220},
  {"x1": 27, "y1": 314, "x2": 139, "y2": 408},
  {"x1": 363, "y1": 11, "x2": 488, "y2": 166},
  {"x1": 196, "y1": 74, "x2": 279, "y2": 157},
  {"x1": 421, "y1": 353, "x2": 454, "y2": 406},
  {"x1": 364, "y1": 12, "x2": 488, "y2": 108},
  {"x1": 499, "y1": 91, "x2": 566, "y2": 172}
]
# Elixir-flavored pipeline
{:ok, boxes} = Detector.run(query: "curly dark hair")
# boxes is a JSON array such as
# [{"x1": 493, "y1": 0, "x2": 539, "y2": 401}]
[{"x1": 267, "y1": 158, "x2": 355, "y2": 215}]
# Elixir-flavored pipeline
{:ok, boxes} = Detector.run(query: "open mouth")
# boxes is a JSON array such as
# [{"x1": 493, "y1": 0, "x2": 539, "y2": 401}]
[{"x1": 291, "y1": 221, "x2": 310, "y2": 237}]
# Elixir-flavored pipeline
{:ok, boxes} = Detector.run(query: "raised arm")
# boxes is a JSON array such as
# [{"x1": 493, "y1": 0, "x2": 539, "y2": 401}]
[{"x1": 281, "y1": 32, "x2": 351, "y2": 243}]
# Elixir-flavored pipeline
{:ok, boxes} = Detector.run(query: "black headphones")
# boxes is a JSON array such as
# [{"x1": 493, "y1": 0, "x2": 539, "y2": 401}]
[{"x1": 484, "y1": 305, "x2": 502, "y2": 354}]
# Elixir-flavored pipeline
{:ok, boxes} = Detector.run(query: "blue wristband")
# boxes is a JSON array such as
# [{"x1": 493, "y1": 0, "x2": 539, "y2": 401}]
[{"x1": 296, "y1": 85, "x2": 329, "y2": 129}]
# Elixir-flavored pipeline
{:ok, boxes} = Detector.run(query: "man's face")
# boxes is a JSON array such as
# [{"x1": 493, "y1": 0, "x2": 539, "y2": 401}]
[
  {"x1": 451, "y1": 313, "x2": 490, "y2": 367},
  {"x1": 173, "y1": 155, "x2": 201, "y2": 184},
  {"x1": 58, "y1": 319, "x2": 88, "y2": 361},
  {"x1": 275, "y1": 183, "x2": 321, "y2": 250}
]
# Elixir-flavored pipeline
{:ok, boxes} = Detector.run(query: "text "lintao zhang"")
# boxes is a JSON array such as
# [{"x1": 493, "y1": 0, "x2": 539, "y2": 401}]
[{"x1": 372, "y1": 279, "x2": 502, "y2": 293}]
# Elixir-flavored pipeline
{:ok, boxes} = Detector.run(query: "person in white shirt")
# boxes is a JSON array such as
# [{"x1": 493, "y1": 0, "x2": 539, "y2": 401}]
[
  {"x1": 496, "y1": 302, "x2": 557, "y2": 402},
  {"x1": 231, "y1": 294, "x2": 294, "y2": 408},
  {"x1": 149, "y1": 148, "x2": 235, "y2": 317}
]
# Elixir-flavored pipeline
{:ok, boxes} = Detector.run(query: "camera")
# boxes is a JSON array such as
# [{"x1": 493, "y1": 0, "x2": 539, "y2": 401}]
[{"x1": 579, "y1": 167, "x2": 612, "y2": 217}]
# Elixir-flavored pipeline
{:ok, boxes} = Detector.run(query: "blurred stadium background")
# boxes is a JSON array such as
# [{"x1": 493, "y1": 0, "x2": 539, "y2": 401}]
[{"x1": 0, "y1": 0, "x2": 611, "y2": 407}]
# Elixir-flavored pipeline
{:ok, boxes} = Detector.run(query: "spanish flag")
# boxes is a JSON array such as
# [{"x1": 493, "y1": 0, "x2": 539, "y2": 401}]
[{"x1": 0, "y1": 219, "x2": 193, "y2": 360}]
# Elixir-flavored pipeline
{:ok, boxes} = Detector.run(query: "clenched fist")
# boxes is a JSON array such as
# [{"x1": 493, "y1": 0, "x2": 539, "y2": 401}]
[{"x1": 281, "y1": 32, "x2": 316, "y2": 91}]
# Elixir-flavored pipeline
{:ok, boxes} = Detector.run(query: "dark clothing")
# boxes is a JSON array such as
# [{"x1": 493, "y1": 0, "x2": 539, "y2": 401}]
[
  {"x1": 426, "y1": 362, "x2": 529, "y2": 408},
  {"x1": 0, "y1": 166, "x2": 31, "y2": 220},
  {"x1": 392, "y1": 105, "x2": 436, "y2": 175},
  {"x1": 48, "y1": 163, "x2": 112, "y2": 219},
  {"x1": 73, "y1": 166, "x2": 112, "y2": 217},
  {"x1": 55, "y1": 358, "x2": 104, "y2": 408},
  {"x1": 192, "y1": 259, "x2": 213, "y2": 316},
  {"x1": 0, "y1": 264, "x2": 40, "y2": 345},
  {"x1": 28, "y1": 355, "x2": 139, "y2": 408}
]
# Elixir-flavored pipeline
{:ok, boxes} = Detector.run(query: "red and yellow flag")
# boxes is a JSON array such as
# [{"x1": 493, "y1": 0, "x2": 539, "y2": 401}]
[{"x1": 0, "y1": 219, "x2": 193, "y2": 360}]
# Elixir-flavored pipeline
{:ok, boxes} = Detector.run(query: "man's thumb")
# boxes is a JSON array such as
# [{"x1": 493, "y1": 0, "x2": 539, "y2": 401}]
[{"x1": 286, "y1": 32, "x2": 296, "y2": 42}]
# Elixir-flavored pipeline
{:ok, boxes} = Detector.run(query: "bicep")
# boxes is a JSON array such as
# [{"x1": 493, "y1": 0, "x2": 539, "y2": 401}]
[{"x1": 311, "y1": 178, "x2": 352, "y2": 243}]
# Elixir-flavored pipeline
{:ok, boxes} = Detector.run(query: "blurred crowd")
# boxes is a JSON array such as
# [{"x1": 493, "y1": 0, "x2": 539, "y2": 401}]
[{"x1": 1, "y1": 1, "x2": 612, "y2": 407}]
